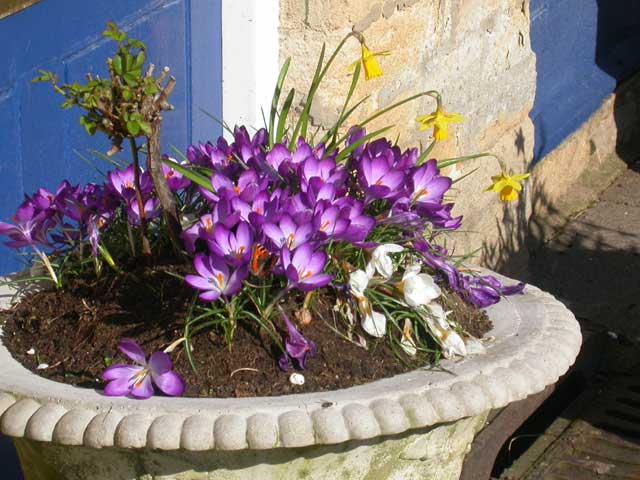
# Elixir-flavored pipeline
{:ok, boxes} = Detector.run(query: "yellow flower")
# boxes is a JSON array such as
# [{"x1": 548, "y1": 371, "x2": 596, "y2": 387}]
[
  {"x1": 349, "y1": 44, "x2": 390, "y2": 80},
  {"x1": 484, "y1": 172, "x2": 531, "y2": 201},
  {"x1": 416, "y1": 106, "x2": 464, "y2": 141}
]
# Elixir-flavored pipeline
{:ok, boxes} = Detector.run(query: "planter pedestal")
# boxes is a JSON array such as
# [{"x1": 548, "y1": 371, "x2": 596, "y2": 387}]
[
  {"x1": 0, "y1": 274, "x2": 581, "y2": 480},
  {"x1": 13, "y1": 412, "x2": 487, "y2": 480}
]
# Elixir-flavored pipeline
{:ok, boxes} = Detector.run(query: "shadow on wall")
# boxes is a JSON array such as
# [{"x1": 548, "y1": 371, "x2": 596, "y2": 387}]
[
  {"x1": 484, "y1": 0, "x2": 640, "y2": 275},
  {"x1": 597, "y1": 0, "x2": 640, "y2": 166}
]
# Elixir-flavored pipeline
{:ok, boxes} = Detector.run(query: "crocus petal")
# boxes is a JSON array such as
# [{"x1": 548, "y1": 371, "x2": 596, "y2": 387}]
[
  {"x1": 129, "y1": 374, "x2": 155, "y2": 399},
  {"x1": 370, "y1": 243, "x2": 404, "y2": 279},
  {"x1": 362, "y1": 310, "x2": 387, "y2": 337},
  {"x1": 118, "y1": 339, "x2": 147, "y2": 365},
  {"x1": 184, "y1": 274, "x2": 214, "y2": 292},
  {"x1": 442, "y1": 330, "x2": 467, "y2": 358},
  {"x1": 104, "y1": 377, "x2": 133, "y2": 397},
  {"x1": 102, "y1": 364, "x2": 142, "y2": 381},
  {"x1": 152, "y1": 370, "x2": 186, "y2": 397},
  {"x1": 349, "y1": 269, "x2": 370, "y2": 298},
  {"x1": 400, "y1": 319, "x2": 417, "y2": 356},
  {"x1": 403, "y1": 273, "x2": 442, "y2": 307},
  {"x1": 148, "y1": 352, "x2": 173, "y2": 375}
]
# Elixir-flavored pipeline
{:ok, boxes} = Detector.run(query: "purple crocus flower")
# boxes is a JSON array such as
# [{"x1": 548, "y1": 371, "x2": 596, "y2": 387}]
[
  {"x1": 107, "y1": 165, "x2": 153, "y2": 201},
  {"x1": 127, "y1": 197, "x2": 161, "y2": 226},
  {"x1": 277, "y1": 306, "x2": 317, "y2": 371},
  {"x1": 282, "y1": 243, "x2": 332, "y2": 291},
  {"x1": 162, "y1": 157, "x2": 192, "y2": 191},
  {"x1": 312, "y1": 203, "x2": 349, "y2": 239},
  {"x1": 357, "y1": 153, "x2": 406, "y2": 201},
  {"x1": 0, "y1": 202, "x2": 49, "y2": 248},
  {"x1": 460, "y1": 274, "x2": 525, "y2": 308},
  {"x1": 409, "y1": 160, "x2": 452, "y2": 207},
  {"x1": 262, "y1": 214, "x2": 312, "y2": 250},
  {"x1": 208, "y1": 221, "x2": 253, "y2": 266},
  {"x1": 102, "y1": 339, "x2": 185, "y2": 399},
  {"x1": 185, "y1": 253, "x2": 248, "y2": 301}
]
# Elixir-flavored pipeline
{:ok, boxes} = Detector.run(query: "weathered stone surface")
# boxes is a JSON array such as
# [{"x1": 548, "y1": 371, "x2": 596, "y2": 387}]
[{"x1": 279, "y1": 0, "x2": 537, "y2": 265}]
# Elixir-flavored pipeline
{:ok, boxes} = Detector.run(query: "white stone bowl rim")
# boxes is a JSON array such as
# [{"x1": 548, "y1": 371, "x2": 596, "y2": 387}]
[{"x1": 0, "y1": 270, "x2": 581, "y2": 451}]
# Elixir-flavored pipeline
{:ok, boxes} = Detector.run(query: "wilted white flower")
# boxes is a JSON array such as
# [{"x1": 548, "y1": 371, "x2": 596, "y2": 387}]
[
  {"x1": 26, "y1": 348, "x2": 35, "y2": 355},
  {"x1": 421, "y1": 303, "x2": 467, "y2": 358},
  {"x1": 367, "y1": 244, "x2": 404, "y2": 279},
  {"x1": 400, "y1": 318, "x2": 417, "y2": 356},
  {"x1": 349, "y1": 269, "x2": 370, "y2": 298},
  {"x1": 401, "y1": 265, "x2": 441, "y2": 307},
  {"x1": 361, "y1": 308, "x2": 387, "y2": 338}
]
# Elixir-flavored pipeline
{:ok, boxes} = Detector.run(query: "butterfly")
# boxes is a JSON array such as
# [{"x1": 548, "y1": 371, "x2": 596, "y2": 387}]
[{"x1": 250, "y1": 244, "x2": 277, "y2": 277}]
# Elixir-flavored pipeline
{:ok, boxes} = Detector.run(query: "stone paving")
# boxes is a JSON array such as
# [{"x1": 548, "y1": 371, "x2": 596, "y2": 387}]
[{"x1": 501, "y1": 163, "x2": 640, "y2": 479}]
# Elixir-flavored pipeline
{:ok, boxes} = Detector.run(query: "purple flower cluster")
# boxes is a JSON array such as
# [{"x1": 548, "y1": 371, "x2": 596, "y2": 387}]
[
  {"x1": 0, "y1": 162, "x2": 192, "y2": 259},
  {"x1": 183, "y1": 127, "x2": 378, "y2": 300},
  {"x1": 346, "y1": 128, "x2": 462, "y2": 230}
]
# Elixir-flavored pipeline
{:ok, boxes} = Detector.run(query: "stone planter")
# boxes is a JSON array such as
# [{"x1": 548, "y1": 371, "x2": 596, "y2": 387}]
[{"x1": 0, "y1": 273, "x2": 581, "y2": 480}]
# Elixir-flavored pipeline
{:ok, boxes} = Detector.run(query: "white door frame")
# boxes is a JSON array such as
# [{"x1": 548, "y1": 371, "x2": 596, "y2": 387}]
[{"x1": 221, "y1": 0, "x2": 280, "y2": 136}]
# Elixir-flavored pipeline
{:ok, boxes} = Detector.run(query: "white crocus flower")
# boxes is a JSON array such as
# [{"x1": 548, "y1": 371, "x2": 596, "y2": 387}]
[
  {"x1": 361, "y1": 308, "x2": 387, "y2": 338},
  {"x1": 349, "y1": 269, "x2": 371, "y2": 298},
  {"x1": 367, "y1": 244, "x2": 404, "y2": 279},
  {"x1": 348, "y1": 269, "x2": 386, "y2": 338},
  {"x1": 400, "y1": 318, "x2": 417, "y2": 356},
  {"x1": 423, "y1": 303, "x2": 467, "y2": 358},
  {"x1": 402, "y1": 265, "x2": 441, "y2": 307}
]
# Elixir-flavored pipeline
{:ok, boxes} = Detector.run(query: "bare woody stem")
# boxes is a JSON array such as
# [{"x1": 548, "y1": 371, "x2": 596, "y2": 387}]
[
  {"x1": 129, "y1": 137, "x2": 152, "y2": 256},
  {"x1": 142, "y1": 71, "x2": 182, "y2": 254}
]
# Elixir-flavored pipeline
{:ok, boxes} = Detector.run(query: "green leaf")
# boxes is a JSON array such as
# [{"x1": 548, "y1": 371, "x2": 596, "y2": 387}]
[
  {"x1": 416, "y1": 139, "x2": 436, "y2": 165},
  {"x1": 126, "y1": 121, "x2": 140, "y2": 136},
  {"x1": 276, "y1": 88, "x2": 295, "y2": 145},
  {"x1": 335, "y1": 125, "x2": 394, "y2": 163},
  {"x1": 80, "y1": 116, "x2": 97, "y2": 135},
  {"x1": 138, "y1": 121, "x2": 151, "y2": 135},
  {"x1": 112, "y1": 55, "x2": 123, "y2": 75},
  {"x1": 134, "y1": 51, "x2": 146, "y2": 68},
  {"x1": 268, "y1": 57, "x2": 291, "y2": 147},
  {"x1": 288, "y1": 42, "x2": 325, "y2": 150},
  {"x1": 123, "y1": 73, "x2": 138, "y2": 87},
  {"x1": 437, "y1": 152, "x2": 494, "y2": 169},
  {"x1": 321, "y1": 63, "x2": 362, "y2": 147},
  {"x1": 164, "y1": 153, "x2": 214, "y2": 192}
]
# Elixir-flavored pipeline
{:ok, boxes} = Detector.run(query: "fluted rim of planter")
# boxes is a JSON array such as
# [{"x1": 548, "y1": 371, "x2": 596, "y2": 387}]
[{"x1": 0, "y1": 270, "x2": 581, "y2": 452}]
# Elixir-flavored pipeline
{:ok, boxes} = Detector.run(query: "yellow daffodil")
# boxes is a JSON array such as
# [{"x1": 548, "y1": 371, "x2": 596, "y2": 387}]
[
  {"x1": 484, "y1": 171, "x2": 531, "y2": 201},
  {"x1": 349, "y1": 44, "x2": 390, "y2": 80},
  {"x1": 416, "y1": 106, "x2": 464, "y2": 141}
]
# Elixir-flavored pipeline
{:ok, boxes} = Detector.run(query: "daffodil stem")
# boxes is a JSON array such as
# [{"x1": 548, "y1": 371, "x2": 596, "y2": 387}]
[{"x1": 335, "y1": 90, "x2": 441, "y2": 147}]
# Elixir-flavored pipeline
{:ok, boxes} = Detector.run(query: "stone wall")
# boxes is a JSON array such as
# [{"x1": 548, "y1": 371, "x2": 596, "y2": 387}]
[{"x1": 279, "y1": 0, "x2": 537, "y2": 266}]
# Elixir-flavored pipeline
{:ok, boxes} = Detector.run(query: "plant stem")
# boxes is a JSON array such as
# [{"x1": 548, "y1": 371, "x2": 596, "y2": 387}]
[
  {"x1": 145, "y1": 118, "x2": 183, "y2": 256},
  {"x1": 129, "y1": 137, "x2": 152, "y2": 256}
]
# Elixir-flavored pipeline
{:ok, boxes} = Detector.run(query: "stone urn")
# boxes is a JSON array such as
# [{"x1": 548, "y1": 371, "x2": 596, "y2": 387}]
[{"x1": 0, "y1": 273, "x2": 581, "y2": 480}]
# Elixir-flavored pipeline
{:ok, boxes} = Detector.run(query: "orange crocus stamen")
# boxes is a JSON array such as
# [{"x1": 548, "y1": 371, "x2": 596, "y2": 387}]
[
  {"x1": 320, "y1": 220, "x2": 331, "y2": 231},
  {"x1": 215, "y1": 273, "x2": 225, "y2": 288},
  {"x1": 301, "y1": 270, "x2": 313, "y2": 280}
]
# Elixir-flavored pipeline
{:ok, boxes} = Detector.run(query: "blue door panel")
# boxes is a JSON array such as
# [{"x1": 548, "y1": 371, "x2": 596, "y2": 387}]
[
  {"x1": 0, "y1": 0, "x2": 222, "y2": 274},
  {"x1": 529, "y1": 0, "x2": 640, "y2": 162}
]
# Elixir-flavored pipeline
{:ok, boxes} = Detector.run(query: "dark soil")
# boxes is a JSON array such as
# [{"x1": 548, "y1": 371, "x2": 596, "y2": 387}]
[{"x1": 1, "y1": 264, "x2": 491, "y2": 398}]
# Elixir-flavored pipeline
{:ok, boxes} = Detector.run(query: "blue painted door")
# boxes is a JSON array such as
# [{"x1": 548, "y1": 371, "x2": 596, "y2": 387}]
[
  {"x1": 0, "y1": 0, "x2": 222, "y2": 274},
  {"x1": 529, "y1": 0, "x2": 640, "y2": 162}
]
